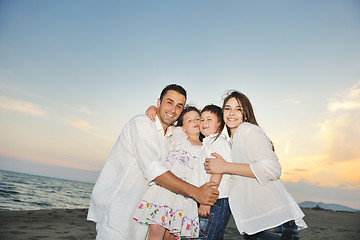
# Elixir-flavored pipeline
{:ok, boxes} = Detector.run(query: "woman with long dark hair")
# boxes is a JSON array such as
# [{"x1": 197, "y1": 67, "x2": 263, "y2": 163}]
[{"x1": 205, "y1": 91, "x2": 307, "y2": 240}]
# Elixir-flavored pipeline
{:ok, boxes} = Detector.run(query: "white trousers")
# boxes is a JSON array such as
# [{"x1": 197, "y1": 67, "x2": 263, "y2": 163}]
[{"x1": 96, "y1": 222, "x2": 148, "y2": 240}]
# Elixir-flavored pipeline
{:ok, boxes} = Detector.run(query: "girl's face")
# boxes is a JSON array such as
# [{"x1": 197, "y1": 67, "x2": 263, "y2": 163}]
[
  {"x1": 223, "y1": 97, "x2": 244, "y2": 135},
  {"x1": 200, "y1": 111, "x2": 221, "y2": 137},
  {"x1": 181, "y1": 111, "x2": 201, "y2": 136}
]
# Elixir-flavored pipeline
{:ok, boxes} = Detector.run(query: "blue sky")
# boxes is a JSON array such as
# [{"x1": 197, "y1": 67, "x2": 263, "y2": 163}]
[{"x1": 1, "y1": 0, "x2": 359, "y2": 209}]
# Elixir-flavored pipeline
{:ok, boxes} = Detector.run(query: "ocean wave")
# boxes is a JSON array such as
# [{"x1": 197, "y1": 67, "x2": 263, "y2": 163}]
[
  {"x1": 0, "y1": 189, "x2": 20, "y2": 195},
  {"x1": 0, "y1": 170, "x2": 94, "y2": 211}
]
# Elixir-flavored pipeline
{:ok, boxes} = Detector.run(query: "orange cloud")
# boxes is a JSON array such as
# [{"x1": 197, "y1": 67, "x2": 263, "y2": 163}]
[
  {"x1": 282, "y1": 154, "x2": 360, "y2": 189},
  {"x1": 70, "y1": 120, "x2": 99, "y2": 132},
  {"x1": 282, "y1": 82, "x2": 360, "y2": 189}
]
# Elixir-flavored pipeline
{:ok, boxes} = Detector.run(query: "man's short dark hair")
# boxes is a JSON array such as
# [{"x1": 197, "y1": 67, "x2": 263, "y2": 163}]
[{"x1": 159, "y1": 84, "x2": 187, "y2": 102}]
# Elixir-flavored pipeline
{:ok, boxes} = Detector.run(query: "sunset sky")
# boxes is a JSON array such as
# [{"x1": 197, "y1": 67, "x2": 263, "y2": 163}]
[{"x1": 1, "y1": 1, "x2": 359, "y2": 209}]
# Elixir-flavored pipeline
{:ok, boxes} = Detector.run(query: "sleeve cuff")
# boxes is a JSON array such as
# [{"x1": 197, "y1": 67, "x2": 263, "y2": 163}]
[
  {"x1": 144, "y1": 160, "x2": 169, "y2": 183},
  {"x1": 250, "y1": 161, "x2": 269, "y2": 186}
]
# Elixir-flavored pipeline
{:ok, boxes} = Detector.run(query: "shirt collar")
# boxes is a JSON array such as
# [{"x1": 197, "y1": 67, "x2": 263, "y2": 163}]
[
  {"x1": 155, "y1": 115, "x2": 173, "y2": 138},
  {"x1": 202, "y1": 133, "x2": 217, "y2": 144}
]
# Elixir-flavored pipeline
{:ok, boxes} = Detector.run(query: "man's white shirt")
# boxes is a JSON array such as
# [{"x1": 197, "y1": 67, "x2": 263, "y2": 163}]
[{"x1": 87, "y1": 115, "x2": 173, "y2": 239}]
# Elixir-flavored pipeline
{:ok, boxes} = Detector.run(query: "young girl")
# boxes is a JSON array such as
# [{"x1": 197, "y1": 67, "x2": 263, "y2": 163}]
[
  {"x1": 205, "y1": 91, "x2": 307, "y2": 240},
  {"x1": 197, "y1": 104, "x2": 232, "y2": 239},
  {"x1": 133, "y1": 106, "x2": 203, "y2": 239}
]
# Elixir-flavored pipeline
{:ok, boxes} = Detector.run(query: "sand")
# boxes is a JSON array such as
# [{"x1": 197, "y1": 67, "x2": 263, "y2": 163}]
[{"x1": 0, "y1": 208, "x2": 359, "y2": 239}]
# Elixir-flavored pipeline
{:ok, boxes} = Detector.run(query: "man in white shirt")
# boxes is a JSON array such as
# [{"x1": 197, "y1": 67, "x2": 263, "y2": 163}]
[{"x1": 87, "y1": 84, "x2": 219, "y2": 239}]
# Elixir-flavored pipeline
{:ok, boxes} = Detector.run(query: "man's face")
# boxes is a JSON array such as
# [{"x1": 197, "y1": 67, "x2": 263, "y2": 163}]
[{"x1": 157, "y1": 90, "x2": 186, "y2": 129}]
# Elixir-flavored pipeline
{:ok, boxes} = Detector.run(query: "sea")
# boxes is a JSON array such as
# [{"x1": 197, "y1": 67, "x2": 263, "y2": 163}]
[{"x1": 0, "y1": 169, "x2": 94, "y2": 211}]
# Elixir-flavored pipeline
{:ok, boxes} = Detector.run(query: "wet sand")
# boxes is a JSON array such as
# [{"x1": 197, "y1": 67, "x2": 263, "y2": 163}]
[{"x1": 0, "y1": 208, "x2": 359, "y2": 239}]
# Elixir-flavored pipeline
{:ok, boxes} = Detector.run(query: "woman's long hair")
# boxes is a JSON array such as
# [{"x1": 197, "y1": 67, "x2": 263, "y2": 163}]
[{"x1": 222, "y1": 91, "x2": 275, "y2": 151}]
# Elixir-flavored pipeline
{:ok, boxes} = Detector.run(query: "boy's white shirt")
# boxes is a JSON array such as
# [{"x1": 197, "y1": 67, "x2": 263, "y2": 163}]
[{"x1": 198, "y1": 133, "x2": 232, "y2": 198}]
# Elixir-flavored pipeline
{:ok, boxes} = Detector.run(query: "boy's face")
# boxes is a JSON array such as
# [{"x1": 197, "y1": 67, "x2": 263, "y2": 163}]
[
  {"x1": 200, "y1": 111, "x2": 221, "y2": 137},
  {"x1": 157, "y1": 90, "x2": 185, "y2": 130}
]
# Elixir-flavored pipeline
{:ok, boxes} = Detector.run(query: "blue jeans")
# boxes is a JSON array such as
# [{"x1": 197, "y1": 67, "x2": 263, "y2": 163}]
[
  {"x1": 242, "y1": 220, "x2": 299, "y2": 240},
  {"x1": 197, "y1": 198, "x2": 231, "y2": 240}
]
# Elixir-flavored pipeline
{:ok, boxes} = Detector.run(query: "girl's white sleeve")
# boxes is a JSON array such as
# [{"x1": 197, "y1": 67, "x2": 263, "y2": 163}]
[
  {"x1": 245, "y1": 126, "x2": 282, "y2": 185},
  {"x1": 172, "y1": 126, "x2": 188, "y2": 149}
]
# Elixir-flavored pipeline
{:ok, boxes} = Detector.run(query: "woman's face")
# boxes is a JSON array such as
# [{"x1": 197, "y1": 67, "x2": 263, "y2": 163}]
[
  {"x1": 181, "y1": 110, "x2": 201, "y2": 136},
  {"x1": 223, "y1": 97, "x2": 244, "y2": 135}
]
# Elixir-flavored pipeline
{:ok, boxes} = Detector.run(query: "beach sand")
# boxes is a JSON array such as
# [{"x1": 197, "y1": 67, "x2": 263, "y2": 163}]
[{"x1": 0, "y1": 208, "x2": 359, "y2": 239}]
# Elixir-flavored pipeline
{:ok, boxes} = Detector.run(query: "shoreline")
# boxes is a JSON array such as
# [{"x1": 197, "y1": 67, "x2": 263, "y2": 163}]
[{"x1": 0, "y1": 208, "x2": 359, "y2": 239}]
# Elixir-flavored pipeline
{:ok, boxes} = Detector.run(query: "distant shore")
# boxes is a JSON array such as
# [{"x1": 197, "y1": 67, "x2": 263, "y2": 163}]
[{"x1": 0, "y1": 208, "x2": 359, "y2": 239}]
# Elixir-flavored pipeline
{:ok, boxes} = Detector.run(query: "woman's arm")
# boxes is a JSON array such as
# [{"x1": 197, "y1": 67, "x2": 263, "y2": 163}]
[
  {"x1": 244, "y1": 126, "x2": 281, "y2": 184},
  {"x1": 206, "y1": 125, "x2": 281, "y2": 184},
  {"x1": 205, "y1": 153, "x2": 256, "y2": 178}
]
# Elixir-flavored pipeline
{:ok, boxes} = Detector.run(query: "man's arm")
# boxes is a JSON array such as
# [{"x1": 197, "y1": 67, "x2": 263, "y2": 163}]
[
  {"x1": 154, "y1": 171, "x2": 219, "y2": 206},
  {"x1": 131, "y1": 116, "x2": 218, "y2": 205}
]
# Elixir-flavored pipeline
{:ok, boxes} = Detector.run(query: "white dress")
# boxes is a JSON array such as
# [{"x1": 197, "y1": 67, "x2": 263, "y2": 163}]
[{"x1": 133, "y1": 127, "x2": 201, "y2": 238}]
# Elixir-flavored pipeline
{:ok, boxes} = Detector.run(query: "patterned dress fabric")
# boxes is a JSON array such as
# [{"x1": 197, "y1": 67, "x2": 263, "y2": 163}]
[{"x1": 133, "y1": 127, "x2": 201, "y2": 237}]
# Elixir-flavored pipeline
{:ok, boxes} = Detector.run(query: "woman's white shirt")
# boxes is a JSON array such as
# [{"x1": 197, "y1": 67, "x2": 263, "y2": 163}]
[
  {"x1": 229, "y1": 122, "x2": 307, "y2": 235},
  {"x1": 198, "y1": 133, "x2": 232, "y2": 199}
]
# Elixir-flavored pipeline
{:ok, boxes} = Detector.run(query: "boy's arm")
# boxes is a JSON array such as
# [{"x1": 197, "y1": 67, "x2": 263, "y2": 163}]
[
  {"x1": 209, "y1": 173, "x2": 222, "y2": 189},
  {"x1": 198, "y1": 204, "x2": 211, "y2": 217},
  {"x1": 198, "y1": 151, "x2": 223, "y2": 216},
  {"x1": 198, "y1": 172, "x2": 222, "y2": 216}
]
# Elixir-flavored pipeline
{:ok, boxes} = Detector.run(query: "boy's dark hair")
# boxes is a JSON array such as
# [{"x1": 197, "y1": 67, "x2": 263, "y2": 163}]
[{"x1": 160, "y1": 84, "x2": 187, "y2": 102}]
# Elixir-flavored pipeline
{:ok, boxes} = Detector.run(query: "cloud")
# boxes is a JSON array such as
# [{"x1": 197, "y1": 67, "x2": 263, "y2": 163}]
[
  {"x1": 78, "y1": 105, "x2": 96, "y2": 115},
  {"x1": 0, "y1": 95, "x2": 46, "y2": 116},
  {"x1": 319, "y1": 82, "x2": 360, "y2": 163},
  {"x1": 328, "y1": 101, "x2": 360, "y2": 112},
  {"x1": 0, "y1": 150, "x2": 100, "y2": 171},
  {"x1": 320, "y1": 113, "x2": 360, "y2": 162},
  {"x1": 328, "y1": 82, "x2": 360, "y2": 112},
  {"x1": 0, "y1": 153, "x2": 101, "y2": 183},
  {"x1": 294, "y1": 169, "x2": 307, "y2": 172},
  {"x1": 284, "y1": 98, "x2": 300, "y2": 104},
  {"x1": 70, "y1": 120, "x2": 99, "y2": 133},
  {"x1": 282, "y1": 82, "x2": 360, "y2": 189},
  {"x1": 284, "y1": 140, "x2": 290, "y2": 154}
]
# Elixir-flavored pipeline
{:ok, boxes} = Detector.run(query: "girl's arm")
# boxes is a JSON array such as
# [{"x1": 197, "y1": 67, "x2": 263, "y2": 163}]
[
  {"x1": 205, "y1": 153, "x2": 256, "y2": 178},
  {"x1": 145, "y1": 105, "x2": 157, "y2": 121}
]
